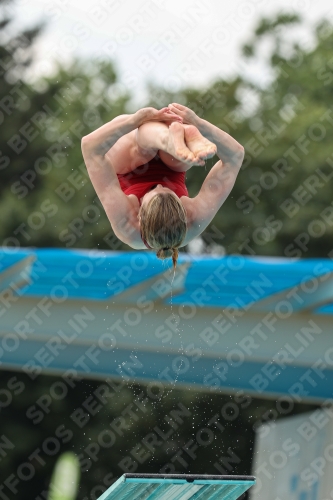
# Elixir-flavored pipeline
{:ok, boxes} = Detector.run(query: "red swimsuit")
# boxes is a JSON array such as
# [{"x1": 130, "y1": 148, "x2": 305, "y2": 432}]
[{"x1": 117, "y1": 155, "x2": 189, "y2": 248}]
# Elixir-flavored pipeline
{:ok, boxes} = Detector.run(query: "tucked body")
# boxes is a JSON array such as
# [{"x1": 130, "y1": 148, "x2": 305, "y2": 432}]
[{"x1": 81, "y1": 104, "x2": 245, "y2": 268}]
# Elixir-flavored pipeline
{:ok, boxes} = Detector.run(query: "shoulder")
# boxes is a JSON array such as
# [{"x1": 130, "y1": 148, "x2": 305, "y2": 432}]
[
  {"x1": 114, "y1": 194, "x2": 147, "y2": 249},
  {"x1": 178, "y1": 196, "x2": 202, "y2": 248},
  {"x1": 180, "y1": 161, "x2": 241, "y2": 246},
  {"x1": 179, "y1": 195, "x2": 219, "y2": 248}
]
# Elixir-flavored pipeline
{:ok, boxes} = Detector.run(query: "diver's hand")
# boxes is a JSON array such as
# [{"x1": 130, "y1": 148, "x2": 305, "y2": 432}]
[
  {"x1": 167, "y1": 103, "x2": 200, "y2": 126},
  {"x1": 136, "y1": 107, "x2": 183, "y2": 126}
]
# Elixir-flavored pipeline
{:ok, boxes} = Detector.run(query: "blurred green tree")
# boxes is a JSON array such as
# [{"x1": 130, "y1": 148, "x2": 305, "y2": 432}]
[
  {"x1": 0, "y1": 0, "x2": 130, "y2": 251},
  {"x1": 146, "y1": 13, "x2": 333, "y2": 258},
  {"x1": 217, "y1": 13, "x2": 333, "y2": 258},
  {"x1": 1, "y1": 4, "x2": 333, "y2": 259},
  {"x1": 0, "y1": 3, "x2": 333, "y2": 257}
]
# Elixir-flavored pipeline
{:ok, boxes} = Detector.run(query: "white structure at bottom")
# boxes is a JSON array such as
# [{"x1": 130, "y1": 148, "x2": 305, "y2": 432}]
[{"x1": 251, "y1": 407, "x2": 333, "y2": 500}]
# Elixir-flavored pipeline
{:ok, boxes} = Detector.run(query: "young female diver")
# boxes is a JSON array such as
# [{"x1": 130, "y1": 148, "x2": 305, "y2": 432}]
[{"x1": 81, "y1": 103, "x2": 244, "y2": 270}]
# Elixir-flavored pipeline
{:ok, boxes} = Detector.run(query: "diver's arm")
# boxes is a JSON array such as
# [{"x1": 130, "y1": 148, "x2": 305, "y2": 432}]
[
  {"x1": 167, "y1": 104, "x2": 245, "y2": 238},
  {"x1": 81, "y1": 113, "x2": 142, "y2": 157},
  {"x1": 81, "y1": 107, "x2": 182, "y2": 157},
  {"x1": 167, "y1": 102, "x2": 244, "y2": 165},
  {"x1": 195, "y1": 118, "x2": 244, "y2": 166}
]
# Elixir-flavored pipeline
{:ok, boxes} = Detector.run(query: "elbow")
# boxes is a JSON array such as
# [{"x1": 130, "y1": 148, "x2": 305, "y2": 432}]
[
  {"x1": 237, "y1": 144, "x2": 245, "y2": 156},
  {"x1": 81, "y1": 135, "x2": 90, "y2": 147},
  {"x1": 81, "y1": 135, "x2": 95, "y2": 155},
  {"x1": 238, "y1": 145, "x2": 245, "y2": 162},
  {"x1": 81, "y1": 135, "x2": 103, "y2": 157},
  {"x1": 81, "y1": 135, "x2": 88, "y2": 148},
  {"x1": 230, "y1": 145, "x2": 245, "y2": 166}
]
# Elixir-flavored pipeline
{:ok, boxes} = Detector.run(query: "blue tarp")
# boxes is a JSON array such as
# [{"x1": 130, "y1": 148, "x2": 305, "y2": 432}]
[{"x1": 1, "y1": 247, "x2": 333, "y2": 311}]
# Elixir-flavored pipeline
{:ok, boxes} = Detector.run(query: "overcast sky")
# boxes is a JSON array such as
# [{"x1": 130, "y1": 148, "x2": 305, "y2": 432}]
[{"x1": 5, "y1": 0, "x2": 333, "y2": 105}]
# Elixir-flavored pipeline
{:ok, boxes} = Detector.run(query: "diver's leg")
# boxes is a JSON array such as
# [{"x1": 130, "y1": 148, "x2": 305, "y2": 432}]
[
  {"x1": 105, "y1": 120, "x2": 216, "y2": 175},
  {"x1": 107, "y1": 121, "x2": 210, "y2": 175},
  {"x1": 136, "y1": 121, "x2": 204, "y2": 166},
  {"x1": 105, "y1": 129, "x2": 157, "y2": 175},
  {"x1": 159, "y1": 124, "x2": 217, "y2": 172},
  {"x1": 157, "y1": 150, "x2": 192, "y2": 172},
  {"x1": 158, "y1": 122, "x2": 219, "y2": 171},
  {"x1": 183, "y1": 124, "x2": 217, "y2": 160}
]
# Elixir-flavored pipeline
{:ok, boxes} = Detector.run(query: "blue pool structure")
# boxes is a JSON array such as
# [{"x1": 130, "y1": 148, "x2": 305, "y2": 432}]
[{"x1": 1, "y1": 247, "x2": 333, "y2": 403}]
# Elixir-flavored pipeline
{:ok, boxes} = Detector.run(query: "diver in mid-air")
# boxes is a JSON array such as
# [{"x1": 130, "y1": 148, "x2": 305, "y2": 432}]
[{"x1": 81, "y1": 103, "x2": 244, "y2": 269}]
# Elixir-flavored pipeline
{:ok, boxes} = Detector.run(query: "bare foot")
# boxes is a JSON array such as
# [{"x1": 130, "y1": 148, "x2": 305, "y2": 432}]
[
  {"x1": 184, "y1": 124, "x2": 217, "y2": 162},
  {"x1": 166, "y1": 122, "x2": 202, "y2": 166}
]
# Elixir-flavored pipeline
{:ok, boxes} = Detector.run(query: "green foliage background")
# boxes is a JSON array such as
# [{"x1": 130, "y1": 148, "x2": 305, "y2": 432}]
[
  {"x1": 2, "y1": 3, "x2": 333, "y2": 257},
  {"x1": 0, "y1": 1, "x2": 330, "y2": 498}
]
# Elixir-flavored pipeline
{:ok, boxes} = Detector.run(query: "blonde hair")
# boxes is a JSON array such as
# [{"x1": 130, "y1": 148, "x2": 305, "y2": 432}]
[{"x1": 139, "y1": 193, "x2": 187, "y2": 270}]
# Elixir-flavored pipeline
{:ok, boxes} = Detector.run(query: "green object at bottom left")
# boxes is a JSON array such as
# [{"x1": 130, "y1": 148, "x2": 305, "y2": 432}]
[{"x1": 48, "y1": 452, "x2": 80, "y2": 500}]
